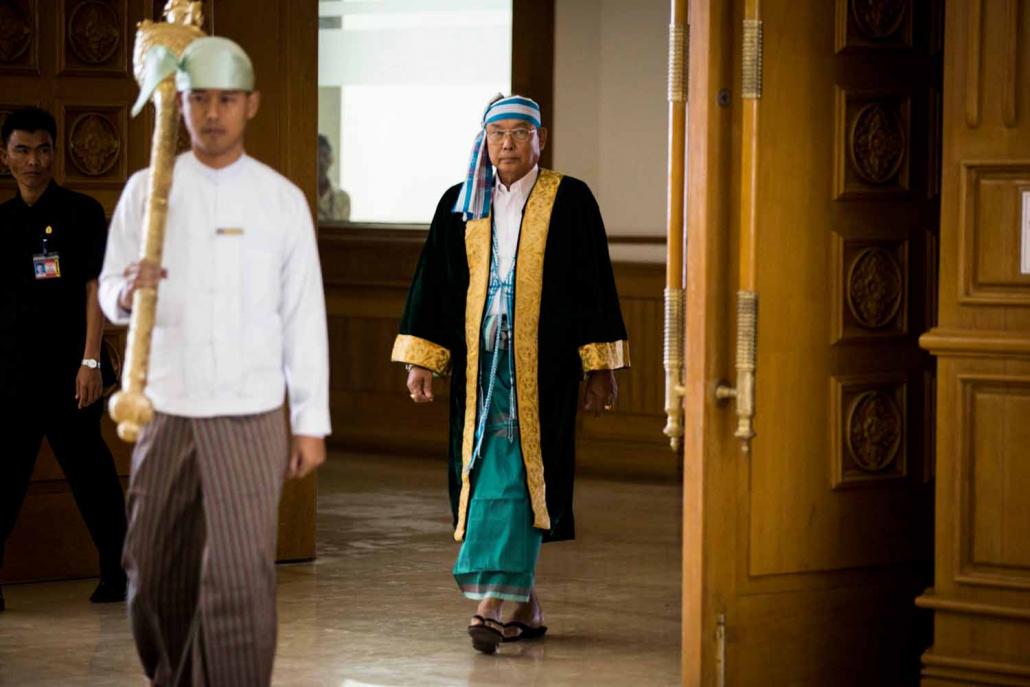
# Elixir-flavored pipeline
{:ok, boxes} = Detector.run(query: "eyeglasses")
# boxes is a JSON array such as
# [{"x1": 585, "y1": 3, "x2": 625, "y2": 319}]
[{"x1": 485, "y1": 127, "x2": 536, "y2": 143}]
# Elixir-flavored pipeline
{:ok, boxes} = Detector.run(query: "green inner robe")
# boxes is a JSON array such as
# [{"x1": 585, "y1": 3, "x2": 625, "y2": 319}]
[{"x1": 452, "y1": 311, "x2": 543, "y2": 602}]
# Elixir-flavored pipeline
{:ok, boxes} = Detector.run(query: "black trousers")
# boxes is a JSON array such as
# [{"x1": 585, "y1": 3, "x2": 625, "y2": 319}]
[{"x1": 0, "y1": 383, "x2": 127, "y2": 582}]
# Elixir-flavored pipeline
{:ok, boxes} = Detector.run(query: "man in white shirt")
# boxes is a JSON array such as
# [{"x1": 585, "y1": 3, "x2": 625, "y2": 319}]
[{"x1": 100, "y1": 36, "x2": 329, "y2": 686}]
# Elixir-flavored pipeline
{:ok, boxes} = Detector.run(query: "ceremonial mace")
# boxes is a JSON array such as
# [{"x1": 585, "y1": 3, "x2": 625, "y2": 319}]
[
  {"x1": 662, "y1": 0, "x2": 687, "y2": 451},
  {"x1": 108, "y1": 1, "x2": 205, "y2": 442}
]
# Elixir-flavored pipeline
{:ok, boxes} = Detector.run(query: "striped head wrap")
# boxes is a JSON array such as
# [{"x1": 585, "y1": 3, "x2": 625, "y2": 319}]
[{"x1": 453, "y1": 94, "x2": 542, "y2": 221}]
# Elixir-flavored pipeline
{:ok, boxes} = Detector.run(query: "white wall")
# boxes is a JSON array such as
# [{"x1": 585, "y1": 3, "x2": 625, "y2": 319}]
[{"x1": 553, "y1": 0, "x2": 668, "y2": 249}]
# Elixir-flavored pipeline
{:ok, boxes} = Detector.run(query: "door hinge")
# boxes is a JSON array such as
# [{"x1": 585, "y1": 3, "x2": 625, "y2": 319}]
[
  {"x1": 742, "y1": 19, "x2": 763, "y2": 99},
  {"x1": 716, "y1": 612, "x2": 727, "y2": 687},
  {"x1": 668, "y1": 22, "x2": 689, "y2": 102}
]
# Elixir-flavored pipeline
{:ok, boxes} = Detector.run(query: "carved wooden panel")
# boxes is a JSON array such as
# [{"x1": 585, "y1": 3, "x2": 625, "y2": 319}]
[
  {"x1": 0, "y1": 0, "x2": 37, "y2": 74},
  {"x1": 957, "y1": 375, "x2": 1030, "y2": 590},
  {"x1": 958, "y1": 161, "x2": 1030, "y2": 305},
  {"x1": 832, "y1": 233, "x2": 909, "y2": 343},
  {"x1": 59, "y1": 0, "x2": 128, "y2": 76},
  {"x1": 831, "y1": 372, "x2": 908, "y2": 489},
  {"x1": 834, "y1": 87, "x2": 911, "y2": 199},
  {"x1": 835, "y1": 0, "x2": 913, "y2": 53},
  {"x1": 57, "y1": 103, "x2": 127, "y2": 185}
]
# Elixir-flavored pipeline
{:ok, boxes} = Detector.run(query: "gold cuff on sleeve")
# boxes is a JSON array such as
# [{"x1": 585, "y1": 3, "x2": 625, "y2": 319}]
[
  {"x1": 391, "y1": 334, "x2": 452, "y2": 376},
  {"x1": 579, "y1": 340, "x2": 631, "y2": 372}
]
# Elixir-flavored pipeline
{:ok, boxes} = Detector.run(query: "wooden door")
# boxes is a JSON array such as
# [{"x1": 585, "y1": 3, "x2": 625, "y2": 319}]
[
  {"x1": 682, "y1": 1, "x2": 939, "y2": 683},
  {"x1": 917, "y1": 0, "x2": 1030, "y2": 683},
  {"x1": 1, "y1": 0, "x2": 317, "y2": 583}
]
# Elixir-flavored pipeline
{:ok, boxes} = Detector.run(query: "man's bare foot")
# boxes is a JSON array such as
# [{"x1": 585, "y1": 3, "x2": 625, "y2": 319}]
[
  {"x1": 507, "y1": 588, "x2": 544, "y2": 628},
  {"x1": 472, "y1": 596, "x2": 504, "y2": 624}
]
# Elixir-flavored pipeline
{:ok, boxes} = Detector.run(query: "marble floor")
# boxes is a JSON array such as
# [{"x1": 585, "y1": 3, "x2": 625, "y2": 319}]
[{"x1": 0, "y1": 453, "x2": 681, "y2": 686}]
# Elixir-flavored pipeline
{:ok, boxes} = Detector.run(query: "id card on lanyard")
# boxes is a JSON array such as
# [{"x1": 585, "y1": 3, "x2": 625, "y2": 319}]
[{"x1": 33, "y1": 225, "x2": 60, "y2": 280}]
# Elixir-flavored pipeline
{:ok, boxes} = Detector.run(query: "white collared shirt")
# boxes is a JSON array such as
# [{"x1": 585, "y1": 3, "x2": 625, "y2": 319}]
[
  {"x1": 99, "y1": 152, "x2": 331, "y2": 437},
  {"x1": 489, "y1": 165, "x2": 539, "y2": 314}
]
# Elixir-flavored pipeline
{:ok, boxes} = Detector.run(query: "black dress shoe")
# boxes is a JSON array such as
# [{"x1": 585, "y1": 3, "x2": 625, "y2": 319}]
[
  {"x1": 89, "y1": 578, "x2": 127, "y2": 604},
  {"x1": 0, "y1": 584, "x2": 5, "y2": 611}
]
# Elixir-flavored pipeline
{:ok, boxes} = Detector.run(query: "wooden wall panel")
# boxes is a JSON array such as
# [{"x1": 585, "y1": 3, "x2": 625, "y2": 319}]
[
  {"x1": 833, "y1": 86, "x2": 913, "y2": 199},
  {"x1": 834, "y1": 0, "x2": 914, "y2": 53},
  {"x1": 918, "y1": 0, "x2": 1030, "y2": 681},
  {"x1": 59, "y1": 0, "x2": 131, "y2": 77},
  {"x1": 960, "y1": 375, "x2": 1030, "y2": 583},
  {"x1": 2, "y1": 0, "x2": 319, "y2": 584},
  {"x1": 829, "y1": 371, "x2": 910, "y2": 489},
  {"x1": 832, "y1": 232, "x2": 911, "y2": 344},
  {"x1": 959, "y1": 162, "x2": 1030, "y2": 305},
  {"x1": 0, "y1": 0, "x2": 40, "y2": 76},
  {"x1": 58, "y1": 102, "x2": 128, "y2": 185},
  {"x1": 320, "y1": 227, "x2": 675, "y2": 481},
  {"x1": 0, "y1": 0, "x2": 148, "y2": 586}
]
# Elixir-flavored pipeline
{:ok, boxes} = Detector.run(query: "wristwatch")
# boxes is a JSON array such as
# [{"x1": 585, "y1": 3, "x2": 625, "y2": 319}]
[{"x1": 81, "y1": 358, "x2": 101, "y2": 369}]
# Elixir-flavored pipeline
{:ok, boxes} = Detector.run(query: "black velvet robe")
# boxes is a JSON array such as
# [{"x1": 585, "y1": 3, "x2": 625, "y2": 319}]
[{"x1": 392, "y1": 169, "x2": 629, "y2": 543}]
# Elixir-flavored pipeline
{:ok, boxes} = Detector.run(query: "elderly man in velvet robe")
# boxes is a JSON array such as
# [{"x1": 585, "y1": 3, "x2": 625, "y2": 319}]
[{"x1": 391, "y1": 95, "x2": 629, "y2": 654}]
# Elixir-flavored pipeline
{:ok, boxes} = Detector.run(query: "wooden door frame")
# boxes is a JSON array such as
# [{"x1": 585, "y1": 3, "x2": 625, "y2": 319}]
[
  {"x1": 512, "y1": 0, "x2": 555, "y2": 170},
  {"x1": 682, "y1": 0, "x2": 736, "y2": 682}
]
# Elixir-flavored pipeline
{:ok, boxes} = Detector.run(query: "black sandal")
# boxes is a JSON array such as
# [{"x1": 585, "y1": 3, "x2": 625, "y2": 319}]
[
  {"x1": 468, "y1": 615, "x2": 505, "y2": 654},
  {"x1": 503, "y1": 621, "x2": 548, "y2": 642}
]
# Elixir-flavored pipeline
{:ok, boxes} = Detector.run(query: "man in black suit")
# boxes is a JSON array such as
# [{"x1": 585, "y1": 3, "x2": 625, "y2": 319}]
[{"x1": 0, "y1": 107, "x2": 127, "y2": 609}]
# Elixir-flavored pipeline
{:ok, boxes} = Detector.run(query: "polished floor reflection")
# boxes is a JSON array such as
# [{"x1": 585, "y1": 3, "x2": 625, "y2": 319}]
[{"x1": 0, "y1": 453, "x2": 680, "y2": 686}]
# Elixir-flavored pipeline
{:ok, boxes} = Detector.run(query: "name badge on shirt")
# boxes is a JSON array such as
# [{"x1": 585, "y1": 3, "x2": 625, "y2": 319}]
[
  {"x1": 32, "y1": 253, "x2": 61, "y2": 279},
  {"x1": 216, "y1": 227, "x2": 244, "y2": 236}
]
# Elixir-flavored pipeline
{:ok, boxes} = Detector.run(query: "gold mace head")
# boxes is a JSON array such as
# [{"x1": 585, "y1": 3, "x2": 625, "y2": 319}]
[
  {"x1": 132, "y1": 0, "x2": 206, "y2": 86},
  {"x1": 163, "y1": 0, "x2": 204, "y2": 27}
]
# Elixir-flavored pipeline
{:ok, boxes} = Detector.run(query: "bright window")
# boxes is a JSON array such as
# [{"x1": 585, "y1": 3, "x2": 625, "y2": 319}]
[{"x1": 318, "y1": 0, "x2": 512, "y2": 224}]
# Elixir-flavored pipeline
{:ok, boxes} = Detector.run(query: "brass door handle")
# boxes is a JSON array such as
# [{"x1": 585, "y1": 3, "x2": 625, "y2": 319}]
[{"x1": 715, "y1": 290, "x2": 757, "y2": 453}]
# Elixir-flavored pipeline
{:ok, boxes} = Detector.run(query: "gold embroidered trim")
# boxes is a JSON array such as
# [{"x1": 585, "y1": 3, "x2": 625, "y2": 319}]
[
  {"x1": 454, "y1": 214, "x2": 491, "y2": 542},
  {"x1": 513, "y1": 169, "x2": 562, "y2": 533},
  {"x1": 390, "y1": 335, "x2": 452, "y2": 376},
  {"x1": 453, "y1": 169, "x2": 563, "y2": 541},
  {"x1": 579, "y1": 340, "x2": 631, "y2": 372}
]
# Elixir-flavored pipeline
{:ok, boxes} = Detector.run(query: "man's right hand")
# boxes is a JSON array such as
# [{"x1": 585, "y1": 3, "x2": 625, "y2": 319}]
[
  {"x1": 407, "y1": 366, "x2": 434, "y2": 403},
  {"x1": 118, "y1": 260, "x2": 167, "y2": 312}
]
